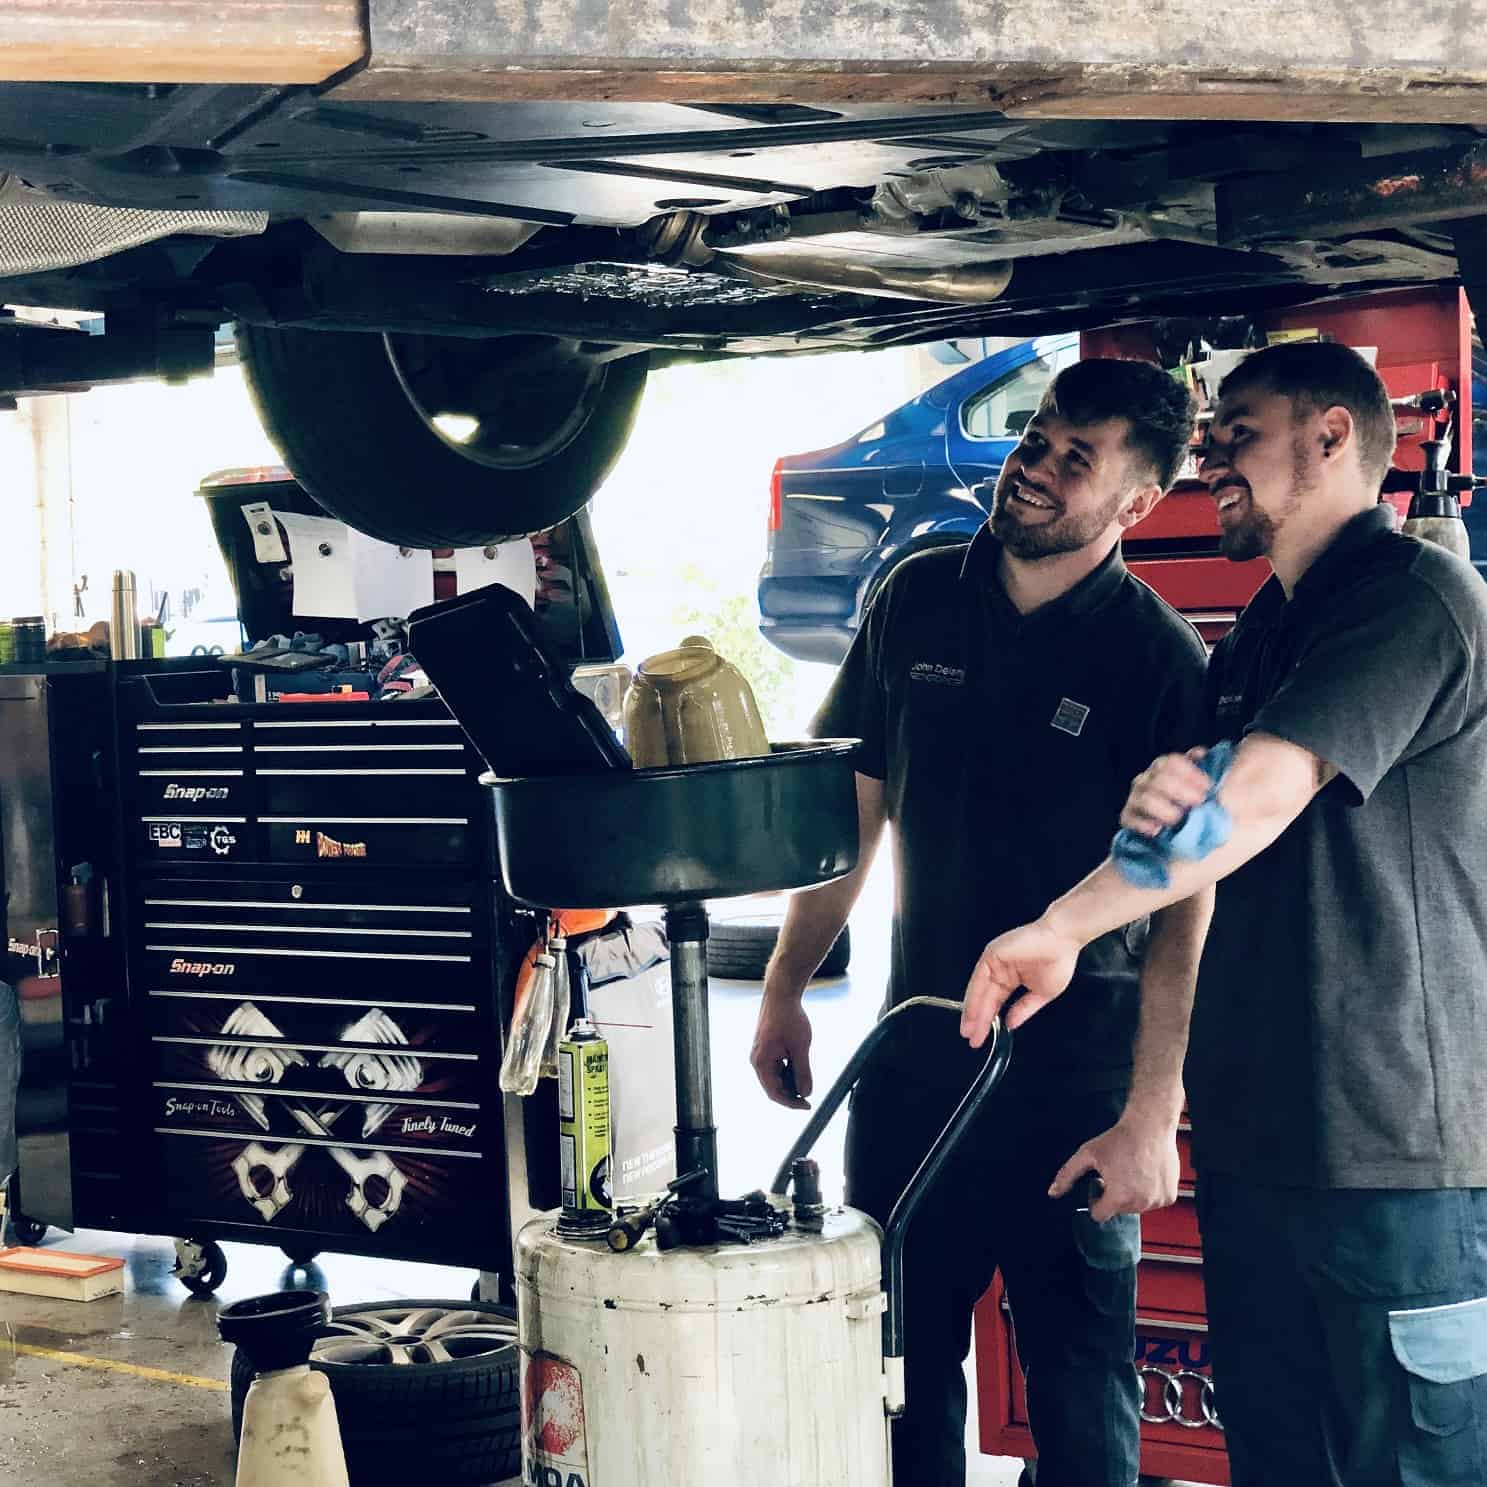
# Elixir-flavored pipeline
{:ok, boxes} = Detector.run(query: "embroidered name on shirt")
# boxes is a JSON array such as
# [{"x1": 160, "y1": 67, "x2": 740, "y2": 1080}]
[
  {"x1": 1051, "y1": 698, "x2": 1090, "y2": 736},
  {"x1": 909, "y1": 661, "x2": 965, "y2": 686}
]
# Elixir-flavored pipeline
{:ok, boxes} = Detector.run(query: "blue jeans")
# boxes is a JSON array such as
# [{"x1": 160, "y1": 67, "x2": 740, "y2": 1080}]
[
  {"x1": 845, "y1": 1071, "x2": 1141, "y2": 1487},
  {"x1": 1198, "y1": 1174, "x2": 1487, "y2": 1486},
  {"x1": 0, "y1": 981, "x2": 18, "y2": 1182}
]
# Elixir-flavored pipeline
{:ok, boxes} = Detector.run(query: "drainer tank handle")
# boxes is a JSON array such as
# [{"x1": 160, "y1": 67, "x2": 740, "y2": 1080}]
[
  {"x1": 766, "y1": 997, "x2": 1012, "y2": 1418},
  {"x1": 879, "y1": 1027, "x2": 1011, "y2": 1384},
  {"x1": 769, "y1": 996, "x2": 991, "y2": 1193}
]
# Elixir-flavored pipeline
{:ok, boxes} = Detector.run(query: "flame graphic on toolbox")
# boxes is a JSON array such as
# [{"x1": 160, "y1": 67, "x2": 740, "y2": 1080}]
[{"x1": 207, "y1": 1002, "x2": 425, "y2": 1232}]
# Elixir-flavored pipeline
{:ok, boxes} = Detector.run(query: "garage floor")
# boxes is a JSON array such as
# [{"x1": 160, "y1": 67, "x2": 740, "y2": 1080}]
[{"x1": 0, "y1": 859, "x2": 1195, "y2": 1486}]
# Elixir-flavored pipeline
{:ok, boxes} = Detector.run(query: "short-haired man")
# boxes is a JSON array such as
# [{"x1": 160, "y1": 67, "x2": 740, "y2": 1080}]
[
  {"x1": 961, "y1": 341, "x2": 1487, "y2": 1486},
  {"x1": 751, "y1": 358, "x2": 1209, "y2": 1486}
]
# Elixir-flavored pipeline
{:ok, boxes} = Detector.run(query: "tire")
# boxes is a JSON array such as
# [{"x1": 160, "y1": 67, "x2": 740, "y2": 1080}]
[
  {"x1": 708, "y1": 916, "x2": 850, "y2": 981},
  {"x1": 237, "y1": 324, "x2": 648, "y2": 548},
  {"x1": 230, "y1": 1299, "x2": 520, "y2": 1487}
]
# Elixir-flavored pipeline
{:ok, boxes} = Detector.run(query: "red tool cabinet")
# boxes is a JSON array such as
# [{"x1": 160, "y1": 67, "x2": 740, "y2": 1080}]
[{"x1": 975, "y1": 1121, "x2": 1230, "y2": 1483}]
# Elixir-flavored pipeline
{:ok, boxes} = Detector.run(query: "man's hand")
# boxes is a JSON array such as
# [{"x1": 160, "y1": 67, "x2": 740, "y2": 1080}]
[
  {"x1": 961, "y1": 918, "x2": 1082, "y2": 1046},
  {"x1": 1120, "y1": 748, "x2": 1212, "y2": 837},
  {"x1": 751, "y1": 997, "x2": 814, "y2": 1109},
  {"x1": 1048, "y1": 1114, "x2": 1181, "y2": 1223}
]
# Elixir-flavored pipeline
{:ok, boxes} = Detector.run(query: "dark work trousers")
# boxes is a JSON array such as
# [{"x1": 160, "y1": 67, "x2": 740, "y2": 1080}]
[
  {"x1": 845, "y1": 1065, "x2": 1141, "y2": 1487},
  {"x1": 1197, "y1": 1174, "x2": 1487, "y2": 1486}
]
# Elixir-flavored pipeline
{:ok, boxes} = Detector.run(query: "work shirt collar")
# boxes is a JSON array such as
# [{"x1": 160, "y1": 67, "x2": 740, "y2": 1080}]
[
  {"x1": 1293, "y1": 504, "x2": 1396, "y2": 604},
  {"x1": 958, "y1": 520, "x2": 1128, "y2": 631},
  {"x1": 1250, "y1": 504, "x2": 1397, "y2": 619}
]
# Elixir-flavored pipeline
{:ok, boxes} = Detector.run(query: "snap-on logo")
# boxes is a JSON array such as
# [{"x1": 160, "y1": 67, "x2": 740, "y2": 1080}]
[
  {"x1": 163, "y1": 783, "x2": 229, "y2": 803},
  {"x1": 908, "y1": 661, "x2": 965, "y2": 686},
  {"x1": 168, "y1": 958, "x2": 235, "y2": 978}
]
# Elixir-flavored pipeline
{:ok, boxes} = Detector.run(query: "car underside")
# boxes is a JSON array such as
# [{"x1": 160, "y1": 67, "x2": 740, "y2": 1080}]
[{"x1": 2, "y1": 74, "x2": 1487, "y2": 545}]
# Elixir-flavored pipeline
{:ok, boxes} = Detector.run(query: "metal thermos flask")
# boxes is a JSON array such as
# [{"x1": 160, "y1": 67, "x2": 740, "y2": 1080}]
[{"x1": 109, "y1": 569, "x2": 141, "y2": 660}]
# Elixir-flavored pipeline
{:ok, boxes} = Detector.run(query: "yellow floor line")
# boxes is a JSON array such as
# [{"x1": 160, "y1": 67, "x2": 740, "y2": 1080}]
[{"x1": 7, "y1": 1341, "x2": 229, "y2": 1391}]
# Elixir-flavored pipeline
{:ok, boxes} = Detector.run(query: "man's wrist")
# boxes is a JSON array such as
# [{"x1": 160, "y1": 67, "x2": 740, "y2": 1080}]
[
  {"x1": 1038, "y1": 898, "x2": 1091, "y2": 952},
  {"x1": 760, "y1": 969, "x2": 807, "y2": 1007},
  {"x1": 1120, "y1": 1084, "x2": 1185, "y2": 1128}
]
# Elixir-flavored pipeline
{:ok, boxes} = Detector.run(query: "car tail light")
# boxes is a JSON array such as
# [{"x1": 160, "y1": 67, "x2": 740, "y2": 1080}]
[{"x1": 768, "y1": 459, "x2": 783, "y2": 533}]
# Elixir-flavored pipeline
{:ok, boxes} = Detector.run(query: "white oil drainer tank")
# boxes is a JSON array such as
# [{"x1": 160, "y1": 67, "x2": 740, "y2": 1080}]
[{"x1": 517, "y1": 1209, "x2": 890, "y2": 1486}]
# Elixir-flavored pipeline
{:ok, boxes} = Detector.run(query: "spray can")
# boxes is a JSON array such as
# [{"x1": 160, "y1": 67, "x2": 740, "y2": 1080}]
[{"x1": 557, "y1": 1017, "x2": 611, "y2": 1214}]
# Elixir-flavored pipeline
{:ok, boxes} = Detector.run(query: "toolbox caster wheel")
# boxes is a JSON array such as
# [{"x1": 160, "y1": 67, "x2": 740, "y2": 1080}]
[
  {"x1": 281, "y1": 1244, "x2": 321, "y2": 1268},
  {"x1": 9, "y1": 1211, "x2": 47, "y2": 1246},
  {"x1": 174, "y1": 1238, "x2": 228, "y2": 1297}
]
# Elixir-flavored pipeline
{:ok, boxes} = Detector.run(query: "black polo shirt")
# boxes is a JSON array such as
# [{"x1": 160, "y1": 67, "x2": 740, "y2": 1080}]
[
  {"x1": 813, "y1": 525, "x2": 1207, "y2": 1096},
  {"x1": 1188, "y1": 506, "x2": 1487, "y2": 1188}
]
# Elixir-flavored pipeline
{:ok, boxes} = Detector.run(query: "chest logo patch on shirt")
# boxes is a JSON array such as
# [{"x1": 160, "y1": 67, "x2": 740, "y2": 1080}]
[
  {"x1": 1050, "y1": 697, "x2": 1090, "y2": 736},
  {"x1": 908, "y1": 660, "x2": 965, "y2": 687}
]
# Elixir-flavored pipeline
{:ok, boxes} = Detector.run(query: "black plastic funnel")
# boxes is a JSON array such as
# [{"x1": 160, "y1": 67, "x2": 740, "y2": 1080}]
[{"x1": 218, "y1": 1290, "x2": 330, "y2": 1374}]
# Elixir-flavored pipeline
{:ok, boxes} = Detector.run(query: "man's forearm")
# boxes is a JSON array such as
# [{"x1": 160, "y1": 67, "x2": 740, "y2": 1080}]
[
  {"x1": 763, "y1": 771, "x2": 885, "y2": 1003},
  {"x1": 1122, "y1": 889, "x2": 1213, "y2": 1126},
  {"x1": 763, "y1": 874, "x2": 864, "y2": 1002},
  {"x1": 1044, "y1": 732, "x2": 1324, "y2": 952}
]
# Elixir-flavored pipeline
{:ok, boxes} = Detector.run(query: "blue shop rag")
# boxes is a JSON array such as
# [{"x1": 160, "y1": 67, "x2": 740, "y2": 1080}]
[{"x1": 1111, "y1": 739, "x2": 1236, "y2": 889}]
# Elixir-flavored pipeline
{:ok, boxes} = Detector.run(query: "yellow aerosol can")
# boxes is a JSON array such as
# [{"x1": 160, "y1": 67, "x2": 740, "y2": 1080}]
[{"x1": 558, "y1": 1017, "x2": 612, "y2": 1213}]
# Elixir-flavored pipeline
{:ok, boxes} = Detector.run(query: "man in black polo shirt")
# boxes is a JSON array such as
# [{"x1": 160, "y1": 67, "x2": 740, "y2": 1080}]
[
  {"x1": 961, "y1": 340, "x2": 1487, "y2": 1486},
  {"x1": 750, "y1": 358, "x2": 1211, "y2": 1486}
]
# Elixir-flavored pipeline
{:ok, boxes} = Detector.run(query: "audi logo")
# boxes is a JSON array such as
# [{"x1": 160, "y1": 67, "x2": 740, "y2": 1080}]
[{"x1": 1136, "y1": 1364, "x2": 1222, "y2": 1430}]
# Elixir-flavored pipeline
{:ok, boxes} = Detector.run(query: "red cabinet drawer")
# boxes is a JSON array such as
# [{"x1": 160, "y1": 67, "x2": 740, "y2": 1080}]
[
  {"x1": 1137, "y1": 1252, "x2": 1207, "y2": 1318},
  {"x1": 1145, "y1": 1190, "x2": 1202, "y2": 1253}
]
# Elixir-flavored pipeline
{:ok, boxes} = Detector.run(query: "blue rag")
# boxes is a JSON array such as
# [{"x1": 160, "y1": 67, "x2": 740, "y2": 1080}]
[{"x1": 1111, "y1": 740, "x2": 1236, "y2": 889}]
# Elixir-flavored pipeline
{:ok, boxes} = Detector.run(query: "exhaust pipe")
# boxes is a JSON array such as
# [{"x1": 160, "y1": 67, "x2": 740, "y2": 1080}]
[{"x1": 718, "y1": 246, "x2": 1014, "y2": 303}]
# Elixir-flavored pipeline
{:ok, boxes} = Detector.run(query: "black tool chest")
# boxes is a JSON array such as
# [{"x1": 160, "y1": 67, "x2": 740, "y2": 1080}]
[{"x1": 115, "y1": 665, "x2": 514, "y2": 1268}]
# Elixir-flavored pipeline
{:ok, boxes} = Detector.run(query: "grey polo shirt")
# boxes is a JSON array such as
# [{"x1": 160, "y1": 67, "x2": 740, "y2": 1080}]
[
  {"x1": 1188, "y1": 505, "x2": 1487, "y2": 1188},
  {"x1": 814, "y1": 525, "x2": 1206, "y2": 1098}
]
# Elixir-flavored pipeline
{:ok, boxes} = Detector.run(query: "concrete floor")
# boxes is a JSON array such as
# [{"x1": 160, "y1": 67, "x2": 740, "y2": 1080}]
[{"x1": 0, "y1": 857, "x2": 1195, "y2": 1486}]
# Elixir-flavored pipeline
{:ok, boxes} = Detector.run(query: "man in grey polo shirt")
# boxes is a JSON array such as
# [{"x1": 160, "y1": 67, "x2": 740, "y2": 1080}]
[{"x1": 959, "y1": 340, "x2": 1487, "y2": 1486}]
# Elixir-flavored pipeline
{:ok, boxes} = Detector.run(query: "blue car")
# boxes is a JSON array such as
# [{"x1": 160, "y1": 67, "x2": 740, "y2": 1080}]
[
  {"x1": 763, "y1": 334, "x2": 1487, "y2": 666},
  {"x1": 759, "y1": 334, "x2": 1079, "y2": 664}
]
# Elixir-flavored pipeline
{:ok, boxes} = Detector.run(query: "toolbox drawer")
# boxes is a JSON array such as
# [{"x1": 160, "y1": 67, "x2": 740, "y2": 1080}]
[
  {"x1": 257, "y1": 766, "x2": 470, "y2": 818},
  {"x1": 150, "y1": 1088, "x2": 485, "y2": 1156},
  {"x1": 120, "y1": 686, "x2": 485, "y2": 869},
  {"x1": 155, "y1": 1128, "x2": 495, "y2": 1250},
  {"x1": 136, "y1": 769, "x2": 250, "y2": 816},
  {"x1": 1133, "y1": 1317, "x2": 1227, "y2": 1464},
  {"x1": 262, "y1": 815, "x2": 472, "y2": 867},
  {"x1": 1145, "y1": 1191, "x2": 1202, "y2": 1253},
  {"x1": 137, "y1": 877, "x2": 488, "y2": 996},
  {"x1": 148, "y1": 992, "x2": 488, "y2": 1105},
  {"x1": 1137, "y1": 1251, "x2": 1208, "y2": 1318}
]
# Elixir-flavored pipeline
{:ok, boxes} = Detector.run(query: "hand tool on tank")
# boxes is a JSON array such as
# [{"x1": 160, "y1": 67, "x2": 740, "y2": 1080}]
[{"x1": 606, "y1": 1169, "x2": 707, "y2": 1252}]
